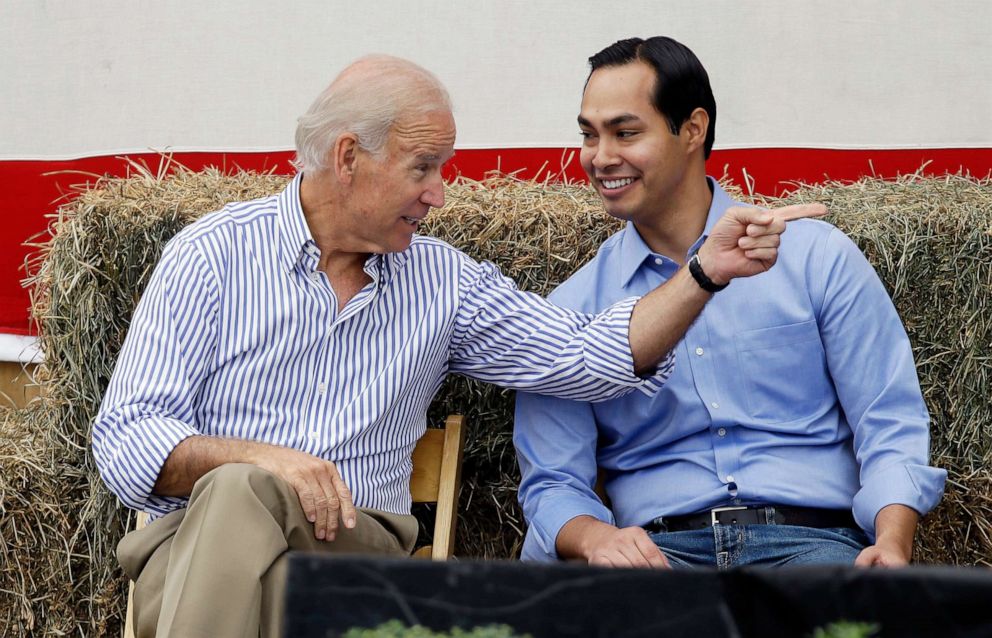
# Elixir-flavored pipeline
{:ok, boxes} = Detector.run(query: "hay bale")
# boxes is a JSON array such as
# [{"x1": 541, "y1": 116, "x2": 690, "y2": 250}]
[
  {"x1": 757, "y1": 174, "x2": 992, "y2": 565},
  {"x1": 917, "y1": 469, "x2": 992, "y2": 566},
  {"x1": 3, "y1": 165, "x2": 990, "y2": 636},
  {"x1": 4, "y1": 166, "x2": 289, "y2": 637},
  {"x1": 757, "y1": 175, "x2": 992, "y2": 472}
]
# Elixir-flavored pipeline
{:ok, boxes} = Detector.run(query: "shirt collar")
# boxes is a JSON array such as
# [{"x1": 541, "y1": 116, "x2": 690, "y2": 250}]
[
  {"x1": 618, "y1": 176, "x2": 737, "y2": 288},
  {"x1": 276, "y1": 173, "x2": 313, "y2": 274},
  {"x1": 276, "y1": 172, "x2": 400, "y2": 283}
]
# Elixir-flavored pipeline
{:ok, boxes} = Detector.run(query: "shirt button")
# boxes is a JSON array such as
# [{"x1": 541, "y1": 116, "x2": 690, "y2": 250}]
[
  {"x1": 654, "y1": 257, "x2": 663, "y2": 266},
  {"x1": 309, "y1": 271, "x2": 320, "y2": 281},
  {"x1": 717, "y1": 427, "x2": 727, "y2": 437},
  {"x1": 711, "y1": 402, "x2": 719, "y2": 409},
  {"x1": 309, "y1": 431, "x2": 319, "y2": 441},
  {"x1": 725, "y1": 475, "x2": 735, "y2": 483},
  {"x1": 695, "y1": 347, "x2": 704, "y2": 356},
  {"x1": 317, "y1": 382, "x2": 326, "y2": 395}
]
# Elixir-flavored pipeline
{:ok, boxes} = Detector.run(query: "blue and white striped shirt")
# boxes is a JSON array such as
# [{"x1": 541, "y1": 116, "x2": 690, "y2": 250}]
[{"x1": 93, "y1": 173, "x2": 672, "y2": 517}]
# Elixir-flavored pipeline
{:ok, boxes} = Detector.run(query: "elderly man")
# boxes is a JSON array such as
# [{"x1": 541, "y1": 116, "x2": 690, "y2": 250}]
[
  {"x1": 93, "y1": 54, "x2": 820, "y2": 637},
  {"x1": 514, "y1": 37, "x2": 945, "y2": 570}
]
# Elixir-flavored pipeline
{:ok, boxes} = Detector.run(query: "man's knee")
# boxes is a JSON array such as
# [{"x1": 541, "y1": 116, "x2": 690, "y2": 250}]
[
  {"x1": 193, "y1": 462, "x2": 286, "y2": 501},
  {"x1": 188, "y1": 462, "x2": 304, "y2": 531}
]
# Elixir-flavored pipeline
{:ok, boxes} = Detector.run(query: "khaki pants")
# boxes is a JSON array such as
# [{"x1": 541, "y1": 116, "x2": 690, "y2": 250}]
[{"x1": 118, "y1": 463, "x2": 418, "y2": 638}]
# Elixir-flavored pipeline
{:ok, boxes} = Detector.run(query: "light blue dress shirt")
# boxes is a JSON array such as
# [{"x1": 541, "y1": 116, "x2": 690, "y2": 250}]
[
  {"x1": 514, "y1": 178, "x2": 946, "y2": 561},
  {"x1": 93, "y1": 174, "x2": 672, "y2": 520}
]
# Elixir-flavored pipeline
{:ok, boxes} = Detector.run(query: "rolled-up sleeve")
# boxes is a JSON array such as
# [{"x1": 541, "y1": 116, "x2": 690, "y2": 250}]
[
  {"x1": 449, "y1": 259, "x2": 672, "y2": 401},
  {"x1": 91, "y1": 237, "x2": 219, "y2": 514},
  {"x1": 514, "y1": 390, "x2": 614, "y2": 561},
  {"x1": 813, "y1": 228, "x2": 946, "y2": 539}
]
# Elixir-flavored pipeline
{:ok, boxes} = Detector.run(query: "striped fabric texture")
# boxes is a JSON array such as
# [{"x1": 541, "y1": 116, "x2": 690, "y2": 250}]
[{"x1": 92, "y1": 174, "x2": 672, "y2": 518}]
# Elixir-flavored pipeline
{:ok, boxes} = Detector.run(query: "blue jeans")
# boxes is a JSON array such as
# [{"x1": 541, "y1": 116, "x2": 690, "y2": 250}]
[{"x1": 648, "y1": 525, "x2": 869, "y2": 569}]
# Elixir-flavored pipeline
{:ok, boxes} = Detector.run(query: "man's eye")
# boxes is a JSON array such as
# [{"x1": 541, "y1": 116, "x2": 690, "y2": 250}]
[
  {"x1": 579, "y1": 131, "x2": 595, "y2": 140},
  {"x1": 617, "y1": 131, "x2": 638, "y2": 139}
]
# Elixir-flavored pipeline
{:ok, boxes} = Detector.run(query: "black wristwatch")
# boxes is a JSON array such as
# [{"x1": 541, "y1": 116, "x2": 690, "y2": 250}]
[{"x1": 688, "y1": 253, "x2": 728, "y2": 293}]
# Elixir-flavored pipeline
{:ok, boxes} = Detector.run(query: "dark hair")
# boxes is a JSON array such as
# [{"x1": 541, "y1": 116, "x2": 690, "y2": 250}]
[{"x1": 588, "y1": 36, "x2": 716, "y2": 159}]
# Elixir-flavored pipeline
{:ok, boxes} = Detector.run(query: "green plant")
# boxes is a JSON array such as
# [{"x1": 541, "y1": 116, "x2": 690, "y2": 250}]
[{"x1": 810, "y1": 620, "x2": 880, "y2": 638}]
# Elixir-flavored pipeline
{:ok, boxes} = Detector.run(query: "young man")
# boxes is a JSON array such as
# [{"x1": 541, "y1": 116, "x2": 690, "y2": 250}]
[
  {"x1": 94, "y1": 54, "x2": 820, "y2": 637},
  {"x1": 514, "y1": 36, "x2": 945, "y2": 569}
]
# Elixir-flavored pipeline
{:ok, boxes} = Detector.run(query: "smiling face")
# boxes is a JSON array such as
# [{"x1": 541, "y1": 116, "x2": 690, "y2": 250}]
[
  {"x1": 579, "y1": 61, "x2": 692, "y2": 224},
  {"x1": 349, "y1": 108, "x2": 456, "y2": 253}
]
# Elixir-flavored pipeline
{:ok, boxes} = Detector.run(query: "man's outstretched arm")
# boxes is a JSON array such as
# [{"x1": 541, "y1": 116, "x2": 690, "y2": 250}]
[
  {"x1": 452, "y1": 203, "x2": 826, "y2": 400},
  {"x1": 628, "y1": 202, "x2": 825, "y2": 374}
]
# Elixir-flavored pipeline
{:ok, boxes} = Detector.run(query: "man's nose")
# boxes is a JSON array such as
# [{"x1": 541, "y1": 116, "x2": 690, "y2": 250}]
[
  {"x1": 592, "y1": 139, "x2": 621, "y2": 170},
  {"x1": 422, "y1": 174, "x2": 445, "y2": 208}
]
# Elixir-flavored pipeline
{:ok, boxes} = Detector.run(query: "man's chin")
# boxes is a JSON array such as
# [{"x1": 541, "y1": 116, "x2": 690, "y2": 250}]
[
  {"x1": 600, "y1": 202, "x2": 635, "y2": 221},
  {"x1": 389, "y1": 235, "x2": 416, "y2": 253}
]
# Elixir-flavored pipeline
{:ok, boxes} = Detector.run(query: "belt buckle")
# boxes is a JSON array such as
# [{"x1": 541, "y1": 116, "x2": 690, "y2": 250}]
[{"x1": 710, "y1": 505, "x2": 748, "y2": 526}]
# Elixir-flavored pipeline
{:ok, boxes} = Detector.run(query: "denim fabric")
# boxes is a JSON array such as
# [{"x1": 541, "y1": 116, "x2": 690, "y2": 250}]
[{"x1": 648, "y1": 525, "x2": 869, "y2": 569}]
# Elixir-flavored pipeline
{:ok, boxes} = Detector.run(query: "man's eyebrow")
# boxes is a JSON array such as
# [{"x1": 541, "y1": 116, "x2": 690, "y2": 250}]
[
  {"x1": 577, "y1": 113, "x2": 642, "y2": 128},
  {"x1": 410, "y1": 152, "x2": 451, "y2": 165},
  {"x1": 411, "y1": 151, "x2": 455, "y2": 165}
]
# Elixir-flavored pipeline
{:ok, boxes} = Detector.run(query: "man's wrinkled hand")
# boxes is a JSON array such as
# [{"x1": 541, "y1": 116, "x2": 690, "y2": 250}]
[
  {"x1": 697, "y1": 203, "x2": 828, "y2": 285},
  {"x1": 584, "y1": 525, "x2": 671, "y2": 569},
  {"x1": 253, "y1": 445, "x2": 357, "y2": 541}
]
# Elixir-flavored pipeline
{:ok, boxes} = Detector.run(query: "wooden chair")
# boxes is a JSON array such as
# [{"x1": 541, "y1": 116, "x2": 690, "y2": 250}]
[
  {"x1": 123, "y1": 414, "x2": 465, "y2": 637},
  {"x1": 409, "y1": 414, "x2": 466, "y2": 559}
]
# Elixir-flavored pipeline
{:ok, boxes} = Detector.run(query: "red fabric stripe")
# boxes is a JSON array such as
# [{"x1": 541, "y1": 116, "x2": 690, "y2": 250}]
[{"x1": 2, "y1": 148, "x2": 990, "y2": 335}]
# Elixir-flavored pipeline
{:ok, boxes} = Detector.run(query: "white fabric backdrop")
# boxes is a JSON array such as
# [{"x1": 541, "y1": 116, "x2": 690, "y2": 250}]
[{"x1": 3, "y1": 0, "x2": 990, "y2": 159}]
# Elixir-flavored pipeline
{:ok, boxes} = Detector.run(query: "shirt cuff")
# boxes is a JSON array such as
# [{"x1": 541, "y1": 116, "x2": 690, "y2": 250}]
[
  {"x1": 113, "y1": 415, "x2": 199, "y2": 511},
  {"x1": 852, "y1": 463, "x2": 947, "y2": 541},
  {"x1": 520, "y1": 489, "x2": 615, "y2": 561},
  {"x1": 586, "y1": 296, "x2": 674, "y2": 398}
]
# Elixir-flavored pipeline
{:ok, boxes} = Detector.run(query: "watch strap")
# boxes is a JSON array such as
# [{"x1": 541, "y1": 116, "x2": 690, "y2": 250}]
[{"x1": 688, "y1": 253, "x2": 728, "y2": 293}]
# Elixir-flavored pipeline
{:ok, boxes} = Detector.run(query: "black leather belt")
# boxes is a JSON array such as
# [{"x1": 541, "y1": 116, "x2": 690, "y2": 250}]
[{"x1": 643, "y1": 505, "x2": 857, "y2": 533}]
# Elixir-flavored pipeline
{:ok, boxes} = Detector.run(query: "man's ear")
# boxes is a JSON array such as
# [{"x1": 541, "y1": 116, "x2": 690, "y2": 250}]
[
  {"x1": 681, "y1": 107, "x2": 710, "y2": 156},
  {"x1": 333, "y1": 133, "x2": 360, "y2": 184}
]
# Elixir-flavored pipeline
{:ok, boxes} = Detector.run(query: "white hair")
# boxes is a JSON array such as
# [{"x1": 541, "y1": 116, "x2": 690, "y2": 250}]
[{"x1": 293, "y1": 54, "x2": 452, "y2": 173}]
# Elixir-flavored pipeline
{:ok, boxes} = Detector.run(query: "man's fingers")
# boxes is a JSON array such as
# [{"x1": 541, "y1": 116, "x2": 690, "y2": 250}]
[
  {"x1": 617, "y1": 543, "x2": 652, "y2": 568},
  {"x1": 746, "y1": 221, "x2": 782, "y2": 238},
  {"x1": 633, "y1": 532, "x2": 670, "y2": 569},
  {"x1": 606, "y1": 553, "x2": 635, "y2": 569},
  {"x1": 311, "y1": 474, "x2": 336, "y2": 541},
  {"x1": 772, "y1": 202, "x2": 828, "y2": 222},
  {"x1": 294, "y1": 478, "x2": 321, "y2": 535},
  {"x1": 743, "y1": 248, "x2": 778, "y2": 262},
  {"x1": 327, "y1": 463, "x2": 357, "y2": 529},
  {"x1": 589, "y1": 555, "x2": 618, "y2": 568},
  {"x1": 729, "y1": 203, "x2": 827, "y2": 229},
  {"x1": 314, "y1": 470, "x2": 341, "y2": 541},
  {"x1": 725, "y1": 206, "x2": 772, "y2": 227},
  {"x1": 738, "y1": 234, "x2": 781, "y2": 250},
  {"x1": 854, "y1": 547, "x2": 878, "y2": 567}
]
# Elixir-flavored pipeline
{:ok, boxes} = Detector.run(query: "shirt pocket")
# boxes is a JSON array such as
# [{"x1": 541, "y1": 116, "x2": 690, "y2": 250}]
[{"x1": 734, "y1": 319, "x2": 833, "y2": 425}]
